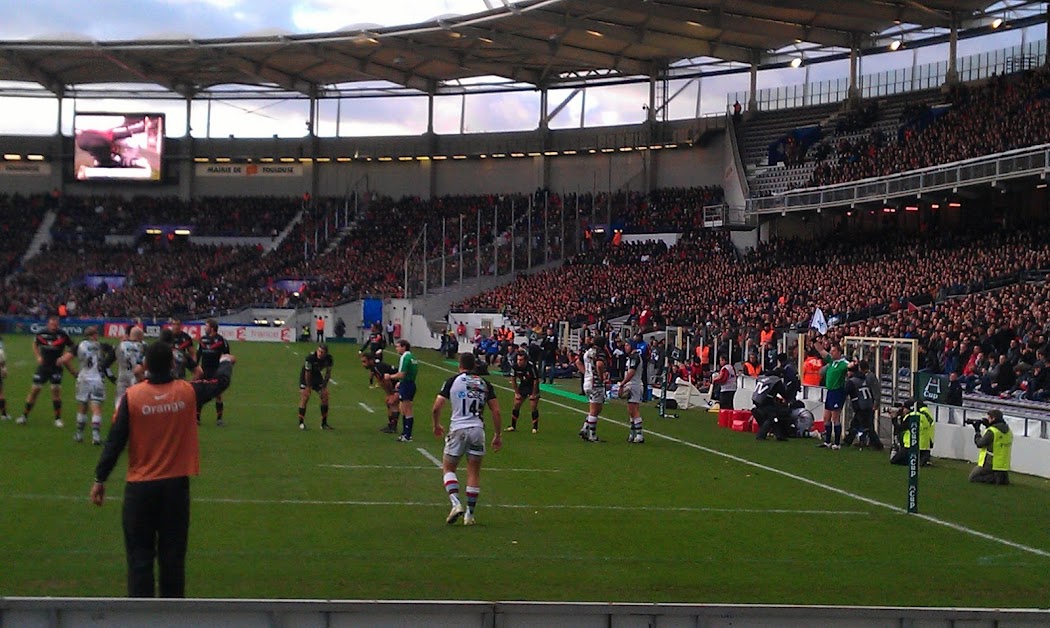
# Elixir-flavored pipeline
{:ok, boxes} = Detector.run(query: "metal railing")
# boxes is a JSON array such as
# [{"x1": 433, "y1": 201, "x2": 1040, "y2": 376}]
[
  {"x1": 747, "y1": 144, "x2": 1050, "y2": 215},
  {"x1": 730, "y1": 39, "x2": 1047, "y2": 112}
]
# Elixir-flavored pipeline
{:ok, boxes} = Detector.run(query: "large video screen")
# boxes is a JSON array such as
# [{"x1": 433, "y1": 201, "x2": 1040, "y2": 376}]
[{"x1": 73, "y1": 113, "x2": 164, "y2": 182}]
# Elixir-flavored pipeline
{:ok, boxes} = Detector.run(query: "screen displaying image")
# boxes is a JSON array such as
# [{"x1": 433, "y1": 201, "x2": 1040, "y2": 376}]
[{"x1": 73, "y1": 113, "x2": 164, "y2": 182}]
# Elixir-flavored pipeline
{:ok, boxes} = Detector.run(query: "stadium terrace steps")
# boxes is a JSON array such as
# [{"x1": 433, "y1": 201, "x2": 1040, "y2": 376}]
[
  {"x1": 264, "y1": 209, "x2": 305, "y2": 255},
  {"x1": 18, "y1": 209, "x2": 55, "y2": 266}
]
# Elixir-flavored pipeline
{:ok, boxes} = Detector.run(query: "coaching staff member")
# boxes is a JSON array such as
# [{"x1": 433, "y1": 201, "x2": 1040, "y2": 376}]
[{"x1": 90, "y1": 340, "x2": 235, "y2": 598}]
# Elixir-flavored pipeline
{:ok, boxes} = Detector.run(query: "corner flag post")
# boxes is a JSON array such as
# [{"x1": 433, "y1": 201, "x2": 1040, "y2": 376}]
[{"x1": 907, "y1": 414, "x2": 919, "y2": 514}]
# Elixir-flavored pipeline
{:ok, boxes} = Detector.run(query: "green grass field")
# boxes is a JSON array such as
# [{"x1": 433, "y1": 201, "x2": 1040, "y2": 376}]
[{"x1": 1, "y1": 338, "x2": 1049, "y2": 606}]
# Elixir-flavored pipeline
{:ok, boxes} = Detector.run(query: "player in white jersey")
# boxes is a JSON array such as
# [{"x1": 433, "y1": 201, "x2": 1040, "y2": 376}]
[
  {"x1": 73, "y1": 327, "x2": 106, "y2": 445},
  {"x1": 115, "y1": 326, "x2": 146, "y2": 402},
  {"x1": 575, "y1": 336, "x2": 607, "y2": 442},
  {"x1": 618, "y1": 341, "x2": 645, "y2": 443},
  {"x1": 431, "y1": 353, "x2": 502, "y2": 526}
]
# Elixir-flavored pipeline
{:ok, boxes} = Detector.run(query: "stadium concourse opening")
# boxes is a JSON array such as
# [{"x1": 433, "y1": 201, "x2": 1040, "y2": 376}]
[{"x1": 1, "y1": 0, "x2": 1050, "y2": 622}]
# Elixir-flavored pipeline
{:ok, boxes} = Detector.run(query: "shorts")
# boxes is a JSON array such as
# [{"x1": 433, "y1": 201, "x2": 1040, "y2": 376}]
[
  {"x1": 115, "y1": 376, "x2": 137, "y2": 401},
  {"x1": 443, "y1": 425, "x2": 486, "y2": 459},
  {"x1": 622, "y1": 383, "x2": 643, "y2": 404},
  {"x1": 299, "y1": 377, "x2": 325, "y2": 392},
  {"x1": 583, "y1": 386, "x2": 605, "y2": 405},
  {"x1": 825, "y1": 389, "x2": 845, "y2": 411},
  {"x1": 398, "y1": 380, "x2": 416, "y2": 402},
  {"x1": 75, "y1": 379, "x2": 106, "y2": 404},
  {"x1": 33, "y1": 365, "x2": 63, "y2": 386},
  {"x1": 201, "y1": 366, "x2": 218, "y2": 380},
  {"x1": 517, "y1": 382, "x2": 537, "y2": 398}
]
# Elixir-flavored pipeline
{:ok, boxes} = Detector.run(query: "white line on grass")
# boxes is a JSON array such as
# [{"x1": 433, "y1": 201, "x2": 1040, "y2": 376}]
[
  {"x1": 320, "y1": 464, "x2": 561, "y2": 473},
  {"x1": 416, "y1": 356, "x2": 1050, "y2": 559},
  {"x1": 3, "y1": 494, "x2": 867, "y2": 516},
  {"x1": 417, "y1": 447, "x2": 443, "y2": 468},
  {"x1": 357, "y1": 402, "x2": 375, "y2": 414}
]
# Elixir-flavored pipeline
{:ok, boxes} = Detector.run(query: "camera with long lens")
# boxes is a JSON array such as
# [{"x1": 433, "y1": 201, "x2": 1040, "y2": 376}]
[{"x1": 963, "y1": 418, "x2": 986, "y2": 432}]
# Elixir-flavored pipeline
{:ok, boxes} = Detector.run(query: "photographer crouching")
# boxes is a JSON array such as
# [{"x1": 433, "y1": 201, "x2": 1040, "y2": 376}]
[
  {"x1": 968, "y1": 409, "x2": 1013, "y2": 485},
  {"x1": 889, "y1": 399, "x2": 933, "y2": 466}
]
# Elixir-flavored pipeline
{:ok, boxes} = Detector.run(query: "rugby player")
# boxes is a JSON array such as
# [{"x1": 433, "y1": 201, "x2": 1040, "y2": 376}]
[
  {"x1": 432, "y1": 352, "x2": 503, "y2": 526},
  {"x1": 17, "y1": 316, "x2": 76, "y2": 427},
  {"x1": 298, "y1": 343, "x2": 334, "y2": 430},
  {"x1": 196, "y1": 319, "x2": 230, "y2": 426},
  {"x1": 73, "y1": 327, "x2": 106, "y2": 445},
  {"x1": 169, "y1": 319, "x2": 198, "y2": 380},
  {"x1": 0, "y1": 335, "x2": 8, "y2": 421},
  {"x1": 115, "y1": 326, "x2": 146, "y2": 402},
  {"x1": 619, "y1": 341, "x2": 645, "y2": 443},
  {"x1": 361, "y1": 352, "x2": 400, "y2": 434},
  {"x1": 507, "y1": 349, "x2": 540, "y2": 433},
  {"x1": 575, "y1": 336, "x2": 607, "y2": 442}
]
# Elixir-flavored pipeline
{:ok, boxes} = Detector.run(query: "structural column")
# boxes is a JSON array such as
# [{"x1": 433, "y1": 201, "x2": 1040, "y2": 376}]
[
  {"x1": 748, "y1": 60, "x2": 758, "y2": 112},
  {"x1": 427, "y1": 88, "x2": 437, "y2": 199},
  {"x1": 848, "y1": 40, "x2": 860, "y2": 101},
  {"x1": 946, "y1": 13, "x2": 959, "y2": 84}
]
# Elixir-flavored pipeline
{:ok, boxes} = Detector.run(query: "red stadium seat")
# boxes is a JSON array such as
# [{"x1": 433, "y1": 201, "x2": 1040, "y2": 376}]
[{"x1": 718, "y1": 409, "x2": 733, "y2": 428}]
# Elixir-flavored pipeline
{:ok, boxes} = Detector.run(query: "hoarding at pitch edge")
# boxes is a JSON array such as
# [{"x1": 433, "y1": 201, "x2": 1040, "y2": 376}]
[{"x1": 73, "y1": 113, "x2": 165, "y2": 182}]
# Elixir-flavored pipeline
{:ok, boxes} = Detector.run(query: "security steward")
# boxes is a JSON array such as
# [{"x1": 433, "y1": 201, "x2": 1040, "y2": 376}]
[
  {"x1": 91, "y1": 340, "x2": 235, "y2": 598},
  {"x1": 890, "y1": 399, "x2": 934, "y2": 466},
  {"x1": 969, "y1": 409, "x2": 1012, "y2": 485}
]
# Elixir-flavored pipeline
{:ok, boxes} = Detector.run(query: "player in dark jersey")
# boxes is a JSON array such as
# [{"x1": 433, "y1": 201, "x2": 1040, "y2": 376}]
[
  {"x1": 361, "y1": 352, "x2": 400, "y2": 433},
  {"x1": 508, "y1": 351, "x2": 540, "y2": 433},
  {"x1": 18, "y1": 316, "x2": 77, "y2": 427},
  {"x1": 169, "y1": 319, "x2": 198, "y2": 380},
  {"x1": 360, "y1": 332, "x2": 387, "y2": 386},
  {"x1": 196, "y1": 319, "x2": 231, "y2": 426},
  {"x1": 298, "y1": 343, "x2": 334, "y2": 430}
]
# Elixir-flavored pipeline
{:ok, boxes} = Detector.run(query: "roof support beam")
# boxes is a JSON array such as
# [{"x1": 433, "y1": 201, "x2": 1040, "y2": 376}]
[
  {"x1": 576, "y1": 0, "x2": 859, "y2": 49},
  {"x1": 217, "y1": 50, "x2": 316, "y2": 95},
  {"x1": 523, "y1": 6, "x2": 755, "y2": 63},
  {"x1": 746, "y1": 0, "x2": 951, "y2": 28},
  {"x1": 455, "y1": 24, "x2": 652, "y2": 76},
  {"x1": 309, "y1": 45, "x2": 432, "y2": 92},
  {"x1": 379, "y1": 36, "x2": 542, "y2": 85},
  {"x1": 0, "y1": 51, "x2": 64, "y2": 94},
  {"x1": 94, "y1": 49, "x2": 191, "y2": 96}
]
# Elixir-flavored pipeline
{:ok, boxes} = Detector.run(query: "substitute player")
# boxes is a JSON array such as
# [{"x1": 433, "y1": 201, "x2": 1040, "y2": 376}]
[
  {"x1": 507, "y1": 349, "x2": 540, "y2": 433},
  {"x1": 73, "y1": 327, "x2": 106, "y2": 445},
  {"x1": 385, "y1": 339, "x2": 418, "y2": 442},
  {"x1": 298, "y1": 343, "x2": 334, "y2": 430},
  {"x1": 17, "y1": 316, "x2": 76, "y2": 427},
  {"x1": 361, "y1": 352, "x2": 399, "y2": 434},
  {"x1": 432, "y1": 352, "x2": 502, "y2": 526},
  {"x1": 116, "y1": 326, "x2": 146, "y2": 402},
  {"x1": 575, "y1": 336, "x2": 607, "y2": 442},
  {"x1": 618, "y1": 341, "x2": 645, "y2": 443},
  {"x1": 196, "y1": 319, "x2": 230, "y2": 426}
]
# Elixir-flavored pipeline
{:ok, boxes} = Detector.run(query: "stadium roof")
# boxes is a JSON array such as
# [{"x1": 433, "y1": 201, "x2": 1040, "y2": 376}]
[{"x1": 0, "y1": 0, "x2": 1036, "y2": 98}]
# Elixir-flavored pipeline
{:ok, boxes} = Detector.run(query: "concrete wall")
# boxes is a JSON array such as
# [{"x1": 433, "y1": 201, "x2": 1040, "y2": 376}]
[{"x1": 4, "y1": 598, "x2": 1047, "y2": 628}]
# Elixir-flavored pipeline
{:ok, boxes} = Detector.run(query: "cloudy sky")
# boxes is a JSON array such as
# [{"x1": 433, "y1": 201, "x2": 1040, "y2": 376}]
[{"x1": 0, "y1": 1, "x2": 1039, "y2": 137}]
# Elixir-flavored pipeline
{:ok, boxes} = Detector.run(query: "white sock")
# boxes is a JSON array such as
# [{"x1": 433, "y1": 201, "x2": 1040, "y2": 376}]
[{"x1": 76, "y1": 413, "x2": 86, "y2": 430}]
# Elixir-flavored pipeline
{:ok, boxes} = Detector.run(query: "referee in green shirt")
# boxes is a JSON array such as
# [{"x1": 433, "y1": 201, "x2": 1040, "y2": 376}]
[
  {"x1": 818, "y1": 340, "x2": 849, "y2": 449},
  {"x1": 386, "y1": 339, "x2": 419, "y2": 442}
]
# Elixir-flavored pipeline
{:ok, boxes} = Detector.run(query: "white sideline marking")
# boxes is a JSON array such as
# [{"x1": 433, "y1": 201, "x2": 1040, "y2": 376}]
[
  {"x1": 320, "y1": 464, "x2": 561, "y2": 473},
  {"x1": 3, "y1": 494, "x2": 867, "y2": 516},
  {"x1": 357, "y1": 402, "x2": 375, "y2": 414},
  {"x1": 416, "y1": 356, "x2": 1050, "y2": 559},
  {"x1": 417, "y1": 447, "x2": 443, "y2": 468}
]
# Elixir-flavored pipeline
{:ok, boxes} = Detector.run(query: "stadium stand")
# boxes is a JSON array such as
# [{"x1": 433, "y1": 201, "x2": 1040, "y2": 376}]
[
  {"x1": 809, "y1": 67, "x2": 1050, "y2": 187},
  {"x1": 52, "y1": 195, "x2": 304, "y2": 240},
  {"x1": 0, "y1": 194, "x2": 50, "y2": 278}
]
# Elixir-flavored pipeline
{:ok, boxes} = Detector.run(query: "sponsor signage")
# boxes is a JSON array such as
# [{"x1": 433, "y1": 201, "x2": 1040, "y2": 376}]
[
  {"x1": 0, "y1": 162, "x2": 52, "y2": 176},
  {"x1": 219, "y1": 325, "x2": 294, "y2": 343},
  {"x1": 195, "y1": 163, "x2": 303, "y2": 177}
]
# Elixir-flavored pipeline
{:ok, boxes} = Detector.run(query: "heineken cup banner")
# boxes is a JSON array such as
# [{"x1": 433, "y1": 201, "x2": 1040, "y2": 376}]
[{"x1": 914, "y1": 372, "x2": 949, "y2": 404}]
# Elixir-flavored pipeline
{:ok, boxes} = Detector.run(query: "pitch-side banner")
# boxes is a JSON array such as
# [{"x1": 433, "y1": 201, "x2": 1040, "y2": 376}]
[
  {"x1": 195, "y1": 163, "x2": 303, "y2": 177},
  {"x1": 0, "y1": 162, "x2": 52, "y2": 176},
  {"x1": 219, "y1": 325, "x2": 294, "y2": 343}
]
